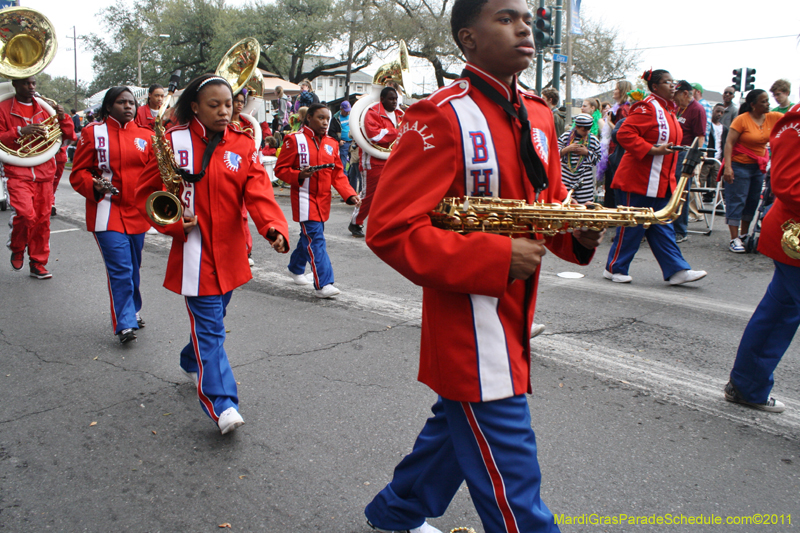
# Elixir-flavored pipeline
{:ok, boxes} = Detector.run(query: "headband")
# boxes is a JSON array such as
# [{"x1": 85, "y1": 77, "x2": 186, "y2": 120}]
[{"x1": 197, "y1": 76, "x2": 229, "y2": 91}]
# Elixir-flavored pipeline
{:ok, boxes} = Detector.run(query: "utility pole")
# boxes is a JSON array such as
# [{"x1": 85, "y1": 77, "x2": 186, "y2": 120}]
[
  {"x1": 534, "y1": 0, "x2": 545, "y2": 94},
  {"x1": 565, "y1": 0, "x2": 573, "y2": 124},
  {"x1": 552, "y1": 0, "x2": 563, "y2": 91},
  {"x1": 71, "y1": 26, "x2": 78, "y2": 111},
  {"x1": 344, "y1": 0, "x2": 359, "y2": 100}
]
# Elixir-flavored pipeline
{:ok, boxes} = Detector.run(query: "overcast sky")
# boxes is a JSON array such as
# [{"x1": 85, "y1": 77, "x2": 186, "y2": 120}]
[{"x1": 24, "y1": 0, "x2": 800, "y2": 105}]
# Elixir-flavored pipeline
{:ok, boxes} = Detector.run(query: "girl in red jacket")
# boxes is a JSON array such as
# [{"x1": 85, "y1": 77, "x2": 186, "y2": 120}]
[
  {"x1": 135, "y1": 74, "x2": 290, "y2": 434},
  {"x1": 276, "y1": 103, "x2": 360, "y2": 298},
  {"x1": 71, "y1": 87, "x2": 154, "y2": 344}
]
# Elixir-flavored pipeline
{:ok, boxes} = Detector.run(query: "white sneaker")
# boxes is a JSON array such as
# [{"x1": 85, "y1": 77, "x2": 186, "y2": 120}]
[
  {"x1": 248, "y1": 255, "x2": 255, "y2": 266},
  {"x1": 669, "y1": 269, "x2": 707, "y2": 285},
  {"x1": 218, "y1": 407, "x2": 244, "y2": 435},
  {"x1": 180, "y1": 367, "x2": 198, "y2": 385},
  {"x1": 603, "y1": 269, "x2": 632, "y2": 283},
  {"x1": 530, "y1": 322, "x2": 546, "y2": 338},
  {"x1": 730, "y1": 237, "x2": 746, "y2": 253},
  {"x1": 315, "y1": 284, "x2": 341, "y2": 298},
  {"x1": 146, "y1": 227, "x2": 158, "y2": 235},
  {"x1": 368, "y1": 520, "x2": 443, "y2": 533},
  {"x1": 289, "y1": 270, "x2": 312, "y2": 285}
]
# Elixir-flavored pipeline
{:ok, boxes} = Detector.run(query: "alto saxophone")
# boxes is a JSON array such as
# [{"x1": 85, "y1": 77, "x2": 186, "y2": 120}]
[
  {"x1": 145, "y1": 116, "x2": 184, "y2": 226},
  {"x1": 430, "y1": 142, "x2": 703, "y2": 236}
]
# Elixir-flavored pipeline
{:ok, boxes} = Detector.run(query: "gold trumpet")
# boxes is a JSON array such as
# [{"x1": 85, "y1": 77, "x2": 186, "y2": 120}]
[{"x1": 430, "y1": 141, "x2": 702, "y2": 236}]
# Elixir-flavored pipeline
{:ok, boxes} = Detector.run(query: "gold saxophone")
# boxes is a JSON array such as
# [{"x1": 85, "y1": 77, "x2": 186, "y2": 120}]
[
  {"x1": 430, "y1": 141, "x2": 703, "y2": 236},
  {"x1": 781, "y1": 220, "x2": 800, "y2": 260},
  {"x1": 144, "y1": 116, "x2": 184, "y2": 226}
]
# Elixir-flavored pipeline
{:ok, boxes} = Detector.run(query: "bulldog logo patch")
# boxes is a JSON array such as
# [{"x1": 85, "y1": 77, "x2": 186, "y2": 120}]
[
  {"x1": 134, "y1": 138, "x2": 147, "y2": 152},
  {"x1": 531, "y1": 128, "x2": 549, "y2": 161},
  {"x1": 325, "y1": 144, "x2": 334, "y2": 155}
]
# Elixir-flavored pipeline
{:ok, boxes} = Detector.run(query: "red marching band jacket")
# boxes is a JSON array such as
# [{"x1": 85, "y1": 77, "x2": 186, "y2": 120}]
[
  {"x1": 134, "y1": 104, "x2": 157, "y2": 129},
  {"x1": 365, "y1": 63, "x2": 593, "y2": 403},
  {"x1": 0, "y1": 96, "x2": 75, "y2": 180},
  {"x1": 613, "y1": 94, "x2": 683, "y2": 198},
  {"x1": 134, "y1": 118, "x2": 290, "y2": 297},
  {"x1": 275, "y1": 125, "x2": 357, "y2": 222},
  {"x1": 70, "y1": 117, "x2": 154, "y2": 234},
  {"x1": 360, "y1": 101, "x2": 404, "y2": 172},
  {"x1": 758, "y1": 103, "x2": 800, "y2": 267}
]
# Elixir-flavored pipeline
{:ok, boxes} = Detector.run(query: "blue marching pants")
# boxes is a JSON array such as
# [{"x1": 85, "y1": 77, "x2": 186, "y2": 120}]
[
  {"x1": 365, "y1": 395, "x2": 559, "y2": 533},
  {"x1": 730, "y1": 261, "x2": 800, "y2": 404},
  {"x1": 93, "y1": 231, "x2": 145, "y2": 334},
  {"x1": 606, "y1": 190, "x2": 691, "y2": 280},
  {"x1": 180, "y1": 292, "x2": 238, "y2": 422},
  {"x1": 288, "y1": 221, "x2": 334, "y2": 289}
]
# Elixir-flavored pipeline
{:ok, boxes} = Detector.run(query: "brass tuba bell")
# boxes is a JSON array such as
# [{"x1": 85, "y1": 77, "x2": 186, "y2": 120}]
[
  {"x1": 0, "y1": 7, "x2": 62, "y2": 167},
  {"x1": 216, "y1": 37, "x2": 265, "y2": 98}
]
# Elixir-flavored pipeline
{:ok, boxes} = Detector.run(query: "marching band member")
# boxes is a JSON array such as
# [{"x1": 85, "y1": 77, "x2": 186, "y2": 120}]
[
  {"x1": 348, "y1": 86, "x2": 403, "y2": 238},
  {"x1": 0, "y1": 75, "x2": 75, "y2": 279},
  {"x1": 604, "y1": 69, "x2": 707, "y2": 285},
  {"x1": 362, "y1": 0, "x2": 603, "y2": 530},
  {"x1": 70, "y1": 87, "x2": 153, "y2": 344},
  {"x1": 275, "y1": 103, "x2": 360, "y2": 298},
  {"x1": 724, "y1": 103, "x2": 800, "y2": 414},
  {"x1": 135, "y1": 73, "x2": 290, "y2": 435},
  {"x1": 134, "y1": 84, "x2": 165, "y2": 129}
]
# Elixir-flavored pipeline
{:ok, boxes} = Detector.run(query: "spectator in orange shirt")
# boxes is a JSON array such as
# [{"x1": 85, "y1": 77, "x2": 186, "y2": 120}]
[{"x1": 723, "y1": 89, "x2": 783, "y2": 253}]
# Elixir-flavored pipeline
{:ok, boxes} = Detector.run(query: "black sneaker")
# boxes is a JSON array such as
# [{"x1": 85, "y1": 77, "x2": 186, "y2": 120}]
[
  {"x1": 724, "y1": 381, "x2": 785, "y2": 413},
  {"x1": 118, "y1": 328, "x2": 137, "y2": 344},
  {"x1": 51, "y1": 206, "x2": 57, "y2": 216},
  {"x1": 136, "y1": 313, "x2": 146, "y2": 328},
  {"x1": 29, "y1": 262, "x2": 52, "y2": 279},
  {"x1": 349, "y1": 223, "x2": 365, "y2": 238}
]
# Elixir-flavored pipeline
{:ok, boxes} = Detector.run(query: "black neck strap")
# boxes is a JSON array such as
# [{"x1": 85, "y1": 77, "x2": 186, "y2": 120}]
[
  {"x1": 177, "y1": 131, "x2": 223, "y2": 184},
  {"x1": 462, "y1": 70, "x2": 549, "y2": 193}
]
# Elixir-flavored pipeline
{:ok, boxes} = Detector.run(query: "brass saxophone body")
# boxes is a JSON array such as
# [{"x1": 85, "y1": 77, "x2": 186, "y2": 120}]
[
  {"x1": 145, "y1": 118, "x2": 184, "y2": 226},
  {"x1": 430, "y1": 175, "x2": 689, "y2": 236},
  {"x1": 781, "y1": 220, "x2": 800, "y2": 260}
]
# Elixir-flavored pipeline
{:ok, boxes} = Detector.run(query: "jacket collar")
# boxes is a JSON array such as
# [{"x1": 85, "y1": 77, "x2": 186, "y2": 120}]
[
  {"x1": 105, "y1": 116, "x2": 133, "y2": 130},
  {"x1": 190, "y1": 116, "x2": 228, "y2": 143},
  {"x1": 649, "y1": 93, "x2": 678, "y2": 113},
  {"x1": 10, "y1": 96, "x2": 47, "y2": 119},
  {"x1": 464, "y1": 62, "x2": 517, "y2": 103}
]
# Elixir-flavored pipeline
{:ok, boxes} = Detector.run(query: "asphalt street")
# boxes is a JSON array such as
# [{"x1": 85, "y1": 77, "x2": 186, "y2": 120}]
[{"x1": 1, "y1": 173, "x2": 798, "y2": 532}]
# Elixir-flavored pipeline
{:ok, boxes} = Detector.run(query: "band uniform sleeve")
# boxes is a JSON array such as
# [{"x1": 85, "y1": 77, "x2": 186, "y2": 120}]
[
  {"x1": 364, "y1": 105, "x2": 399, "y2": 147},
  {"x1": 69, "y1": 126, "x2": 100, "y2": 201},
  {"x1": 243, "y1": 149, "x2": 290, "y2": 251},
  {"x1": 59, "y1": 113, "x2": 76, "y2": 141},
  {"x1": 0, "y1": 107, "x2": 17, "y2": 147},
  {"x1": 134, "y1": 138, "x2": 187, "y2": 241},
  {"x1": 616, "y1": 103, "x2": 656, "y2": 160},
  {"x1": 365, "y1": 100, "x2": 512, "y2": 298},
  {"x1": 274, "y1": 134, "x2": 301, "y2": 186},
  {"x1": 770, "y1": 115, "x2": 800, "y2": 213}
]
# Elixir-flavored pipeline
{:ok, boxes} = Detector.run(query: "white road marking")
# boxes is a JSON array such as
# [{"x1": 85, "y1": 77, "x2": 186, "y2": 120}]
[{"x1": 50, "y1": 228, "x2": 80, "y2": 234}]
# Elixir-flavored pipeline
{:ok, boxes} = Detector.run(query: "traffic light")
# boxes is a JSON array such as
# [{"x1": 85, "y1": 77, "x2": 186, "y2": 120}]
[
  {"x1": 744, "y1": 68, "x2": 757, "y2": 92},
  {"x1": 731, "y1": 68, "x2": 742, "y2": 93},
  {"x1": 534, "y1": 7, "x2": 554, "y2": 49}
]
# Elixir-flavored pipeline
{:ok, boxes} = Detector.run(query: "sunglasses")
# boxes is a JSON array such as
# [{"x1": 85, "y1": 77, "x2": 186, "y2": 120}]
[{"x1": 723, "y1": 92, "x2": 734, "y2": 95}]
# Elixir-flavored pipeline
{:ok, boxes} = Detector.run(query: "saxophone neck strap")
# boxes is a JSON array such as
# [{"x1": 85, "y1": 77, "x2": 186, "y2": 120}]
[
  {"x1": 176, "y1": 131, "x2": 223, "y2": 184},
  {"x1": 462, "y1": 69, "x2": 549, "y2": 193}
]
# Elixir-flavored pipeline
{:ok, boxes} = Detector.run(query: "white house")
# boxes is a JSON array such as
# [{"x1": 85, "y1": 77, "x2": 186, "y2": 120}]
[{"x1": 303, "y1": 55, "x2": 373, "y2": 102}]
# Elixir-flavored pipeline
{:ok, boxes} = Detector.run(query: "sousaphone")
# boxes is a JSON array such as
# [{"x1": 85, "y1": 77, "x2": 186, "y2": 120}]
[
  {"x1": 0, "y1": 7, "x2": 61, "y2": 167},
  {"x1": 216, "y1": 37, "x2": 263, "y2": 149},
  {"x1": 350, "y1": 41, "x2": 410, "y2": 160}
]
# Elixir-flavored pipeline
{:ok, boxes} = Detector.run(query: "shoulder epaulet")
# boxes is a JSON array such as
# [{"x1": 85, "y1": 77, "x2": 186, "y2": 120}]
[
  {"x1": 519, "y1": 89, "x2": 547, "y2": 107},
  {"x1": 165, "y1": 123, "x2": 188, "y2": 135},
  {"x1": 427, "y1": 78, "x2": 471, "y2": 108},
  {"x1": 789, "y1": 103, "x2": 800, "y2": 114}
]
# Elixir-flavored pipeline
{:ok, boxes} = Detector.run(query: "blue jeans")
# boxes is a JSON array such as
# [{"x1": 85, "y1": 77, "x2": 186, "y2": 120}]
[
  {"x1": 724, "y1": 161, "x2": 763, "y2": 227},
  {"x1": 365, "y1": 395, "x2": 559, "y2": 532},
  {"x1": 730, "y1": 261, "x2": 800, "y2": 403}
]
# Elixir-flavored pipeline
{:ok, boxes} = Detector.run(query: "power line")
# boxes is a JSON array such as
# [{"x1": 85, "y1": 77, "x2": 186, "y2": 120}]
[{"x1": 626, "y1": 34, "x2": 797, "y2": 51}]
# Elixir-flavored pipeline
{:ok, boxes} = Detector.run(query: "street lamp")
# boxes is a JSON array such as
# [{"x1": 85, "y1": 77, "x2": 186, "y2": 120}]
[{"x1": 137, "y1": 34, "x2": 170, "y2": 87}]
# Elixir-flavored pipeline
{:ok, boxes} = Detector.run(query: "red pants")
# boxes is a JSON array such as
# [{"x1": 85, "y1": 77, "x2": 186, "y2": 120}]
[
  {"x1": 7, "y1": 178, "x2": 53, "y2": 265},
  {"x1": 351, "y1": 160, "x2": 384, "y2": 226},
  {"x1": 52, "y1": 159, "x2": 66, "y2": 206}
]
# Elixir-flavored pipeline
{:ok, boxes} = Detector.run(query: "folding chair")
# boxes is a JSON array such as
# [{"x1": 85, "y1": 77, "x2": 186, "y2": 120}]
[{"x1": 689, "y1": 157, "x2": 725, "y2": 235}]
